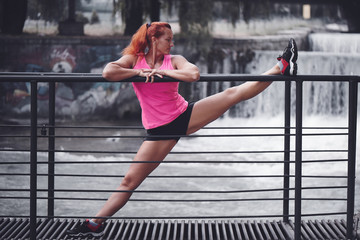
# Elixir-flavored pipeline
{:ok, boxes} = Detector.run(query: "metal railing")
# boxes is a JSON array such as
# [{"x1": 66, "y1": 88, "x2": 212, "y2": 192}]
[{"x1": 0, "y1": 73, "x2": 358, "y2": 239}]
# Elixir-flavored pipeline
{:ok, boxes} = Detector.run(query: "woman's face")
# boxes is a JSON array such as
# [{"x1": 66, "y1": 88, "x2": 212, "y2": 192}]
[{"x1": 154, "y1": 28, "x2": 174, "y2": 55}]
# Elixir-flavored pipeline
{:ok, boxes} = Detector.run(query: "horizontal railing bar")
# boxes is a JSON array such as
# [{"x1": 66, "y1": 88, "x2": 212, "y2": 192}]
[
  {"x1": 0, "y1": 149, "x2": 348, "y2": 155},
  {"x1": 0, "y1": 211, "x2": 347, "y2": 220},
  {"x1": 0, "y1": 173, "x2": 348, "y2": 179},
  {"x1": 0, "y1": 136, "x2": 31, "y2": 138},
  {"x1": 0, "y1": 188, "x2": 293, "y2": 193},
  {"x1": 0, "y1": 186, "x2": 346, "y2": 193},
  {"x1": 0, "y1": 124, "x2": 348, "y2": 130},
  {"x1": 0, "y1": 196, "x2": 347, "y2": 202},
  {"x1": 299, "y1": 212, "x2": 348, "y2": 217},
  {"x1": 0, "y1": 150, "x2": 289, "y2": 155},
  {"x1": 0, "y1": 158, "x2": 348, "y2": 165},
  {"x1": 0, "y1": 134, "x2": 289, "y2": 138},
  {"x1": 302, "y1": 159, "x2": 348, "y2": 163},
  {"x1": 0, "y1": 148, "x2": 343, "y2": 153},
  {"x1": 0, "y1": 159, "x2": 288, "y2": 163},
  {"x1": 0, "y1": 72, "x2": 359, "y2": 83},
  {"x1": 303, "y1": 149, "x2": 348, "y2": 152},
  {"x1": 0, "y1": 125, "x2": 279, "y2": 129},
  {"x1": 0, "y1": 160, "x2": 299, "y2": 164},
  {"x1": 0, "y1": 160, "x2": 290, "y2": 164},
  {"x1": 302, "y1": 175, "x2": 347, "y2": 178},
  {"x1": 2, "y1": 173, "x2": 293, "y2": 178},
  {"x1": 44, "y1": 149, "x2": 347, "y2": 153},
  {"x1": 0, "y1": 132, "x2": 348, "y2": 138},
  {"x1": 1, "y1": 188, "x2": 289, "y2": 193},
  {"x1": 0, "y1": 215, "x2": 349, "y2": 221},
  {"x1": 302, "y1": 186, "x2": 347, "y2": 190},
  {"x1": 17, "y1": 150, "x2": 290, "y2": 154}
]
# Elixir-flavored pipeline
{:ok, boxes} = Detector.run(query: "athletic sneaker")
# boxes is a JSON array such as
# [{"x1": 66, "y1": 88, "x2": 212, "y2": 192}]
[
  {"x1": 66, "y1": 219, "x2": 104, "y2": 237},
  {"x1": 277, "y1": 38, "x2": 298, "y2": 76}
]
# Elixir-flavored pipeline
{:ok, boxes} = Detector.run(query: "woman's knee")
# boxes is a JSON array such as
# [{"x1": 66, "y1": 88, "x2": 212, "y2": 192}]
[
  {"x1": 223, "y1": 86, "x2": 236, "y2": 96},
  {"x1": 223, "y1": 86, "x2": 243, "y2": 104},
  {"x1": 120, "y1": 174, "x2": 141, "y2": 190}
]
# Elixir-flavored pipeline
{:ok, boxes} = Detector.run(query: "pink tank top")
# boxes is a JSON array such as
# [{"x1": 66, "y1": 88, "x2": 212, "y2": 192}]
[{"x1": 132, "y1": 55, "x2": 188, "y2": 129}]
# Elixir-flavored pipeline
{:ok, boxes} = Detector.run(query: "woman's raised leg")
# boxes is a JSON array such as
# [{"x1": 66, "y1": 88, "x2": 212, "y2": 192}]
[
  {"x1": 187, "y1": 64, "x2": 281, "y2": 135},
  {"x1": 91, "y1": 139, "x2": 177, "y2": 224}
]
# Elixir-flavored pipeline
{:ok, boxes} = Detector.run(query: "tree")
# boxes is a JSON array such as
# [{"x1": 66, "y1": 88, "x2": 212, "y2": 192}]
[
  {"x1": 177, "y1": 0, "x2": 213, "y2": 60},
  {"x1": 123, "y1": 0, "x2": 144, "y2": 35},
  {"x1": 341, "y1": 0, "x2": 360, "y2": 33},
  {"x1": 243, "y1": 0, "x2": 270, "y2": 23},
  {"x1": 0, "y1": 0, "x2": 28, "y2": 34},
  {"x1": 34, "y1": 0, "x2": 67, "y2": 22},
  {"x1": 148, "y1": 0, "x2": 161, "y2": 22},
  {"x1": 114, "y1": 0, "x2": 161, "y2": 36}
]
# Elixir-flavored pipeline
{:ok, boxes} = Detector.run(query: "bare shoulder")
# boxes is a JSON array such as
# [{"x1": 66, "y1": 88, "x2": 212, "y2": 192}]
[
  {"x1": 171, "y1": 55, "x2": 187, "y2": 63},
  {"x1": 114, "y1": 54, "x2": 139, "y2": 68},
  {"x1": 171, "y1": 55, "x2": 194, "y2": 69}
]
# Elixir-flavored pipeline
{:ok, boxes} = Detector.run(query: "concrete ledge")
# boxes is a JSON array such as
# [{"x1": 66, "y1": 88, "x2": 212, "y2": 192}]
[{"x1": 58, "y1": 20, "x2": 84, "y2": 36}]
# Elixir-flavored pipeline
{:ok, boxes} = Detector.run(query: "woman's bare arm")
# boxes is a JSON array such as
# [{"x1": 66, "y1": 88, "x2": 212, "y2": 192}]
[
  {"x1": 102, "y1": 55, "x2": 141, "y2": 82},
  {"x1": 103, "y1": 54, "x2": 200, "y2": 83},
  {"x1": 146, "y1": 55, "x2": 200, "y2": 83}
]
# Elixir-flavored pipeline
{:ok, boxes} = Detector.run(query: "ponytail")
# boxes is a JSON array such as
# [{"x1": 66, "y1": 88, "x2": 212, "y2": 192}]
[
  {"x1": 122, "y1": 22, "x2": 172, "y2": 56},
  {"x1": 122, "y1": 23, "x2": 148, "y2": 56}
]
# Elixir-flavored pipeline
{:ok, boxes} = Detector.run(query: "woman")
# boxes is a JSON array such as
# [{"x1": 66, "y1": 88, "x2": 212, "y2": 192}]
[{"x1": 67, "y1": 22, "x2": 298, "y2": 237}]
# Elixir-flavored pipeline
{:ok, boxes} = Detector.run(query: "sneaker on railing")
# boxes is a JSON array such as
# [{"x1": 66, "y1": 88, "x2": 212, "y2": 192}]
[
  {"x1": 277, "y1": 38, "x2": 298, "y2": 76},
  {"x1": 66, "y1": 219, "x2": 104, "y2": 237}
]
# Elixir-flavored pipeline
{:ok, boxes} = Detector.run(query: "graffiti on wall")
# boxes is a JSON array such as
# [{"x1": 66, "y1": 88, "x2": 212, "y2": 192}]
[
  {"x1": 0, "y1": 43, "x2": 140, "y2": 120},
  {"x1": 50, "y1": 48, "x2": 77, "y2": 73}
]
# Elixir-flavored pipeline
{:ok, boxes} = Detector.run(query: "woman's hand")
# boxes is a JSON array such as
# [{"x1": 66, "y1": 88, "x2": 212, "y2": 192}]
[{"x1": 139, "y1": 69, "x2": 165, "y2": 83}]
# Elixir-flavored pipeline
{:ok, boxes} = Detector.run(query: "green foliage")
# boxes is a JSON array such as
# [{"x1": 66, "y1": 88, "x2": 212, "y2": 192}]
[
  {"x1": 112, "y1": 0, "x2": 123, "y2": 18},
  {"x1": 122, "y1": 0, "x2": 143, "y2": 35},
  {"x1": 341, "y1": 0, "x2": 360, "y2": 32},
  {"x1": 221, "y1": 0, "x2": 241, "y2": 26},
  {"x1": 173, "y1": 0, "x2": 270, "y2": 59},
  {"x1": 243, "y1": 0, "x2": 270, "y2": 23},
  {"x1": 90, "y1": 10, "x2": 100, "y2": 24},
  {"x1": 177, "y1": 0, "x2": 214, "y2": 59},
  {"x1": 27, "y1": 0, "x2": 67, "y2": 21}
]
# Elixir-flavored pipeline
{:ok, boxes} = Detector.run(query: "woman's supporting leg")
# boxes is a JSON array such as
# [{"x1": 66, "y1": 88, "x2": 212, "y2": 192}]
[
  {"x1": 91, "y1": 139, "x2": 177, "y2": 224},
  {"x1": 187, "y1": 64, "x2": 281, "y2": 135}
]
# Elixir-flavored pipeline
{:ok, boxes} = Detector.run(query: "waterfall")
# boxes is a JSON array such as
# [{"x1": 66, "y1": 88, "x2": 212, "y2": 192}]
[
  {"x1": 244, "y1": 50, "x2": 360, "y2": 117},
  {"x1": 309, "y1": 33, "x2": 360, "y2": 54}
]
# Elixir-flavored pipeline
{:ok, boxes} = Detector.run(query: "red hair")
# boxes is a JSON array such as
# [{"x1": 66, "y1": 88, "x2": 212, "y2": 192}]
[{"x1": 122, "y1": 22, "x2": 172, "y2": 56}]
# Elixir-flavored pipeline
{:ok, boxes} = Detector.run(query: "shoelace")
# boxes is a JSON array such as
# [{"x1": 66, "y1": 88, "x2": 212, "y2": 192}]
[{"x1": 277, "y1": 46, "x2": 290, "y2": 61}]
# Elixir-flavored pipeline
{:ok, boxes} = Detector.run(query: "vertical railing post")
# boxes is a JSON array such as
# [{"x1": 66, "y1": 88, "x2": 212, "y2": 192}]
[
  {"x1": 295, "y1": 79, "x2": 303, "y2": 239},
  {"x1": 30, "y1": 80, "x2": 38, "y2": 240},
  {"x1": 283, "y1": 80, "x2": 291, "y2": 223},
  {"x1": 347, "y1": 79, "x2": 357, "y2": 240},
  {"x1": 48, "y1": 81, "x2": 56, "y2": 217}
]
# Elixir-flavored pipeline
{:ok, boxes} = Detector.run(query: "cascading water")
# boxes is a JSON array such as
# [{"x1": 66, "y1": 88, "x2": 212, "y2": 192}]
[
  {"x1": 309, "y1": 33, "x2": 360, "y2": 54},
  {"x1": 244, "y1": 50, "x2": 360, "y2": 117}
]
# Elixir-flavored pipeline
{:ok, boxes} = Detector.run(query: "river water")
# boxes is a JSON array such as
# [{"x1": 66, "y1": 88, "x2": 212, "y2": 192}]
[{"x1": 0, "y1": 115, "x2": 357, "y2": 221}]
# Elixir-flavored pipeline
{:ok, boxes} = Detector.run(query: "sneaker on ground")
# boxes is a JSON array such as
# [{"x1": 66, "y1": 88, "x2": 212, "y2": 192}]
[
  {"x1": 277, "y1": 38, "x2": 298, "y2": 76},
  {"x1": 66, "y1": 219, "x2": 104, "y2": 237}
]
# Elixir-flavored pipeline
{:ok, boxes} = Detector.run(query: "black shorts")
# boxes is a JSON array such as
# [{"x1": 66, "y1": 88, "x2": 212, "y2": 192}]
[{"x1": 145, "y1": 102, "x2": 195, "y2": 141}]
